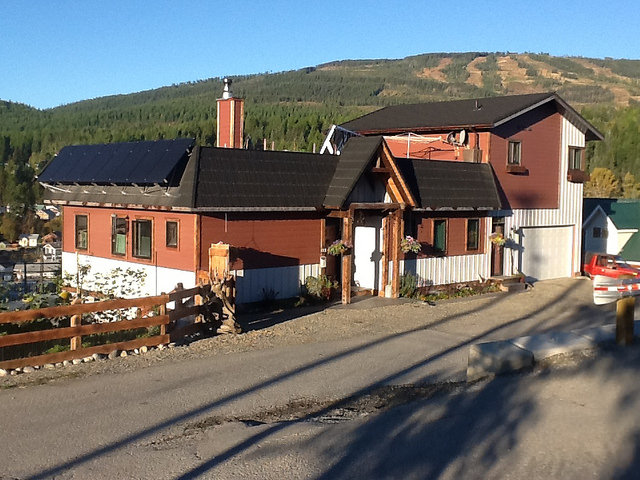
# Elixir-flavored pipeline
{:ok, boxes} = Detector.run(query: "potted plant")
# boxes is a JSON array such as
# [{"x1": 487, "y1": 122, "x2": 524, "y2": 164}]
[
  {"x1": 400, "y1": 235, "x2": 421, "y2": 254},
  {"x1": 490, "y1": 232, "x2": 506, "y2": 246},
  {"x1": 327, "y1": 239, "x2": 352, "y2": 256}
]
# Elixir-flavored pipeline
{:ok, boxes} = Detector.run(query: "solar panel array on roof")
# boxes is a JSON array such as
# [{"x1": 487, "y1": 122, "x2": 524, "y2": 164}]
[{"x1": 38, "y1": 138, "x2": 195, "y2": 185}]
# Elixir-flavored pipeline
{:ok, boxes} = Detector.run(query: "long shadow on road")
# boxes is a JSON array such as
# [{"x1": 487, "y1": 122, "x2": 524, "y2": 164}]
[{"x1": 26, "y1": 283, "x2": 605, "y2": 479}]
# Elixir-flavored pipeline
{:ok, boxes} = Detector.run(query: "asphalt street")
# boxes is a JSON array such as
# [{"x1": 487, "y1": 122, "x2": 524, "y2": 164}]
[{"x1": 2, "y1": 277, "x2": 635, "y2": 479}]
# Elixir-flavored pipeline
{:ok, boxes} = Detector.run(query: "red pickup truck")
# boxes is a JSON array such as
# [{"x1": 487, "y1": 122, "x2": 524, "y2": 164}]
[{"x1": 583, "y1": 253, "x2": 640, "y2": 279}]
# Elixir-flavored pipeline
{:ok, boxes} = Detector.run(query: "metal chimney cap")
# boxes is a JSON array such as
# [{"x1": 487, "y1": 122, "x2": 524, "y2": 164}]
[{"x1": 222, "y1": 78, "x2": 233, "y2": 99}]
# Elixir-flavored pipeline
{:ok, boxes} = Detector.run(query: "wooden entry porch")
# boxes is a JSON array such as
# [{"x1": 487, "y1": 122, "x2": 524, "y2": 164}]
[{"x1": 329, "y1": 203, "x2": 405, "y2": 304}]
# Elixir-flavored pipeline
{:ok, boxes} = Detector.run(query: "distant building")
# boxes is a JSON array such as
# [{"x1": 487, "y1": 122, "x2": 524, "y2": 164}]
[{"x1": 17, "y1": 234, "x2": 40, "y2": 248}]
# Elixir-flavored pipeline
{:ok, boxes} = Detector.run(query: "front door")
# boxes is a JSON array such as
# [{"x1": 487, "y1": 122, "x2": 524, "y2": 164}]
[
  {"x1": 353, "y1": 215, "x2": 383, "y2": 291},
  {"x1": 491, "y1": 219, "x2": 504, "y2": 276}
]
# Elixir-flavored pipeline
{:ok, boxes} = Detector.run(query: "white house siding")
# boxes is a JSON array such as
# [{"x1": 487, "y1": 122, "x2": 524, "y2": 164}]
[
  {"x1": 497, "y1": 116, "x2": 585, "y2": 278},
  {"x1": 582, "y1": 210, "x2": 609, "y2": 254},
  {"x1": 400, "y1": 217, "x2": 493, "y2": 286},
  {"x1": 232, "y1": 263, "x2": 320, "y2": 304},
  {"x1": 62, "y1": 252, "x2": 196, "y2": 298},
  {"x1": 401, "y1": 252, "x2": 491, "y2": 287}
]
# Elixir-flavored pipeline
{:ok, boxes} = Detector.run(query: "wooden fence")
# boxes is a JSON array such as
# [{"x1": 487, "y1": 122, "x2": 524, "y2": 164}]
[{"x1": 0, "y1": 285, "x2": 206, "y2": 370}]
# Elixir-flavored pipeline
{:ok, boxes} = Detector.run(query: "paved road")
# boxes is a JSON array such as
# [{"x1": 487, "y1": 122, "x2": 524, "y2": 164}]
[{"x1": 1, "y1": 277, "x2": 630, "y2": 479}]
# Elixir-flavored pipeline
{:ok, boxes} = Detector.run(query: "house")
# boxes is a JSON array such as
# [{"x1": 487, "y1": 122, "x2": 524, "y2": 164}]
[
  {"x1": 583, "y1": 198, "x2": 640, "y2": 265},
  {"x1": 42, "y1": 243, "x2": 62, "y2": 262},
  {"x1": 35, "y1": 205, "x2": 60, "y2": 221},
  {"x1": 17, "y1": 234, "x2": 39, "y2": 248},
  {"x1": 324, "y1": 92, "x2": 604, "y2": 282},
  {"x1": 38, "y1": 86, "x2": 601, "y2": 304},
  {"x1": 0, "y1": 262, "x2": 13, "y2": 282}
]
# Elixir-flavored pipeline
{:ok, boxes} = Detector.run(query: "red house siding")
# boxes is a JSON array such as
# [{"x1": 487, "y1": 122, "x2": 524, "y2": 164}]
[
  {"x1": 488, "y1": 104, "x2": 561, "y2": 209},
  {"x1": 414, "y1": 214, "x2": 487, "y2": 257},
  {"x1": 62, "y1": 206, "x2": 197, "y2": 271},
  {"x1": 199, "y1": 213, "x2": 323, "y2": 270}
]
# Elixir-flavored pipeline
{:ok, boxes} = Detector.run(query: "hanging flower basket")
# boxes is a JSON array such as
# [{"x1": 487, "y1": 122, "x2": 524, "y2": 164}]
[
  {"x1": 327, "y1": 239, "x2": 352, "y2": 256},
  {"x1": 490, "y1": 232, "x2": 506, "y2": 246},
  {"x1": 400, "y1": 235, "x2": 421, "y2": 254}
]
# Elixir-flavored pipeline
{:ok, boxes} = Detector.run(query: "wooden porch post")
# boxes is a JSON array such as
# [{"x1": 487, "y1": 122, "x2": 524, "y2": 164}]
[
  {"x1": 391, "y1": 210, "x2": 402, "y2": 298},
  {"x1": 379, "y1": 215, "x2": 389, "y2": 297},
  {"x1": 341, "y1": 215, "x2": 353, "y2": 304}
]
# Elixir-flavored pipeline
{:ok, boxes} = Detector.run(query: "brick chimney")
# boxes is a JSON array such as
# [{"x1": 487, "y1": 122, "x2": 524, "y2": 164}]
[{"x1": 216, "y1": 78, "x2": 244, "y2": 148}]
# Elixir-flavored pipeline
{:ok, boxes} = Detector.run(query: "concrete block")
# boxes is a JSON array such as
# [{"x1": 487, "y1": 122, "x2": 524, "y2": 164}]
[
  {"x1": 510, "y1": 332, "x2": 594, "y2": 361},
  {"x1": 467, "y1": 341, "x2": 534, "y2": 382},
  {"x1": 573, "y1": 324, "x2": 616, "y2": 344}
]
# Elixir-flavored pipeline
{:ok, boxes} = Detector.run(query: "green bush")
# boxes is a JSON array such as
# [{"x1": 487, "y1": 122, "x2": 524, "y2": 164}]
[
  {"x1": 399, "y1": 272, "x2": 418, "y2": 298},
  {"x1": 304, "y1": 275, "x2": 338, "y2": 301}
]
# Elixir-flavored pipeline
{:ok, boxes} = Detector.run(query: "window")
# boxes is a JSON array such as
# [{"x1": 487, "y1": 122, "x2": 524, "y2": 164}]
[
  {"x1": 593, "y1": 227, "x2": 608, "y2": 239},
  {"x1": 508, "y1": 141, "x2": 521, "y2": 165},
  {"x1": 111, "y1": 216, "x2": 127, "y2": 255},
  {"x1": 433, "y1": 219, "x2": 447, "y2": 253},
  {"x1": 132, "y1": 219, "x2": 152, "y2": 259},
  {"x1": 166, "y1": 221, "x2": 178, "y2": 248},
  {"x1": 568, "y1": 147, "x2": 584, "y2": 170},
  {"x1": 467, "y1": 219, "x2": 479, "y2": 251},
  {"x1": 75, "y1": 215, "x2": 88, "y2": 250}
]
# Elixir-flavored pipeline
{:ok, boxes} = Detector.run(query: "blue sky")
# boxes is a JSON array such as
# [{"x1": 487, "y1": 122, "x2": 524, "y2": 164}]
[{"x1": 2, "y1": 0, "x2": 639, "y2": 109}]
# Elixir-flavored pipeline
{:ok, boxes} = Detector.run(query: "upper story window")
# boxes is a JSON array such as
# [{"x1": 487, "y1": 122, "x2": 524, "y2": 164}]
[
  {"x1": 568, "y1": 147, "x2": 584, "y2": 170},
  {"x1": 166, "y1": 221, "x2": 178, "y2": 248},
  {"x1": 132, "y1": 219, "x2": 152, "y2": 259},
  {"x1": 433, "y1": 219, "x2": 447, "y2": 253},
  {"x1": 466, "y1": 219, "x2": 479, "y2": 251},
  {"x1": 567, "y1": 146, "x2": 588, "y2": 183},
  {"x1": 75, "y1": 215, "x2": 88, "y2": 250},
  {"x1": 111, "y1": 216, "x2": 127, "y2": 255},
  {"x1": 507, "y1": 141, "x2": 521, "y2": 165}
]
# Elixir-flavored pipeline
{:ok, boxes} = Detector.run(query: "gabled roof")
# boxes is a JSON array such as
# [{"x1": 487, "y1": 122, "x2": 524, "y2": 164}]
[
  {"x1": 195, "y1": 147, "x2": 338, "y2": 211},
  {"x1": 396, "y1": 159, "x2": 502, "y2": 210},
  {"x1": 38, "y1": 138, "x2": 195, "y2": 184},
  {"x1": 323, "y1": 136, "x2": 383, "y2": 208},
  {"x1": 583, "y1": 198, "x2": 640, "y2": 229},
  {"x1": 341, "y1": 92, "x2": 604, "y2": 141},
  {"x1": 583, "y1": 198, "x2": 640, "y2": 261}
]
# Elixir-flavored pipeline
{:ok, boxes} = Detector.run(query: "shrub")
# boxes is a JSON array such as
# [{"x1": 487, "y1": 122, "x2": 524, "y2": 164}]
[
  {"x1": 399, "y1": 272, "x2": 418, "y2": 298},
  {"x1": 304, "y1": 275, "x2": 338, "y2": 301}
]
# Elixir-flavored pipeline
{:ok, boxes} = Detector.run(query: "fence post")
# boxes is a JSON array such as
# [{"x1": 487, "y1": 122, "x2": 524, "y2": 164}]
[
  {"x1": 159, "y1": 294, "x2": 167, "y2": 337},
  {"x1": 70, "y1": 297, "x2": 82, "y2": 350}
]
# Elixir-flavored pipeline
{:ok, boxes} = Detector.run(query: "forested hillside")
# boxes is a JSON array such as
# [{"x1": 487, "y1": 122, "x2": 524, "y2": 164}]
[{"x1": 1, "y1": 51, "x2": 640, "y2": 239}]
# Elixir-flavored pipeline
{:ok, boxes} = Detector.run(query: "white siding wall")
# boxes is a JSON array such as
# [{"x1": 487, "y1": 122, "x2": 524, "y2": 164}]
[
  {"x1": 233, "y1": 263, "x2": 320, "y2": 304},
  {"x1": 62, "y1": 252, "x2": 196, "y2": 297},
  {"x1": 498, "y1": 116, "x2": 585, "y2": 276},
  {"x1": 400, "y1": 217, "x2": 492, "y2": 286}
]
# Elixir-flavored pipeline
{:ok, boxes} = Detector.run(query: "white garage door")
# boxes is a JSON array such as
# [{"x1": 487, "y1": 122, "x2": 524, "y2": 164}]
[{"x1": 520, "y1": 226, "x2": 573, "y2": 281}]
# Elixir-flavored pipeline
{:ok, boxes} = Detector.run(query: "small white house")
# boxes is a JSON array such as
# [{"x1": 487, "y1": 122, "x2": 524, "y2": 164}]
[
  {"x1": 583, "y1": 198, "x2": 640, "y2": 265},
  {"x1": 42, "y1": 243, "x2": 62, "y2": 262},
  {"x1": 18, "y1": 234, "x2": 39, "y2": 248}
]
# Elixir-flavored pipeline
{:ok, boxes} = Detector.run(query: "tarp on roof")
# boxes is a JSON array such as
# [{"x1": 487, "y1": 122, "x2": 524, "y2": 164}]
[{"x1": 38, "y1": 138, "x2": 195, "y2": 185}]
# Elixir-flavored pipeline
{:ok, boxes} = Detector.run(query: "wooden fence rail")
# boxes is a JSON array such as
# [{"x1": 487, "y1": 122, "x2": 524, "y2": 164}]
[{"x1": 0, "y1": 284, "x2": 207, "y2": 370}]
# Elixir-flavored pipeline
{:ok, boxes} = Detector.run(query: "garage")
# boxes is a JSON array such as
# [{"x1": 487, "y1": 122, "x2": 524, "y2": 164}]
[{"x1": 520, "y1": 226, "x2": 573, "y2": 281}]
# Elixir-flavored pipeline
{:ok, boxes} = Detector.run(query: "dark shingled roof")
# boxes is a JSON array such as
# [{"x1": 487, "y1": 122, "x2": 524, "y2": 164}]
[
  {"x1": 341, "y1": 92, "x2": 604, "y2": 141},
  {"x1": 396, "y1": 159, "x2": 502, "y2": 210},
  {"x1": 38, "y1": 138, "x2": 195, "y2": 184},
  {"x1": 195, "y1": 147, "x2": 339, "y2": 210},
  {"x1": 323, "y1": 136, "x2": 383, "y2": 208}
]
